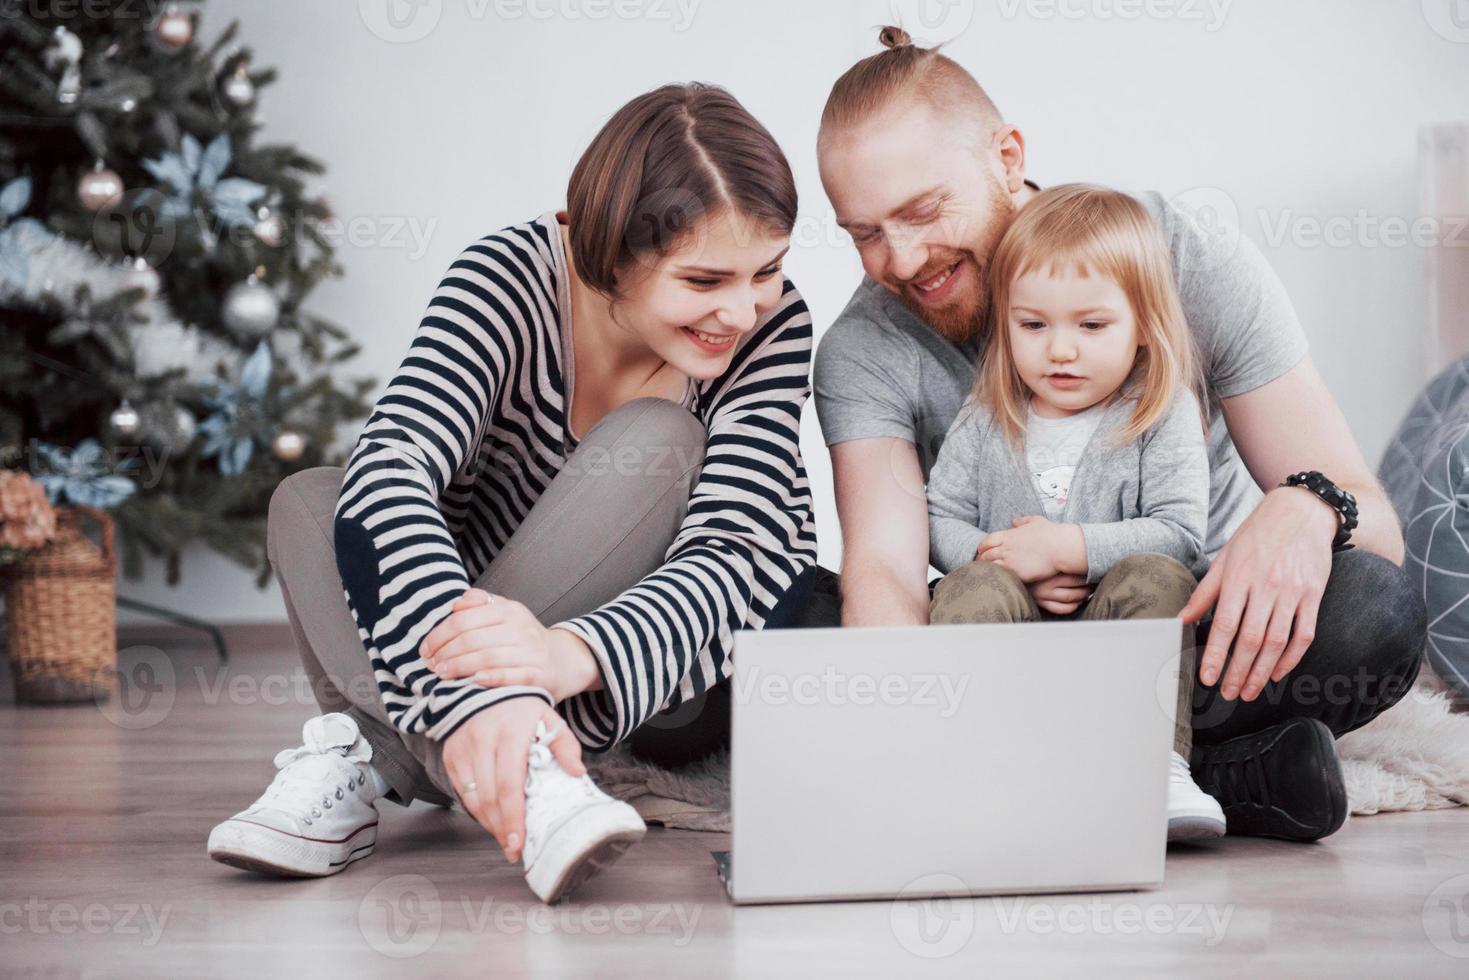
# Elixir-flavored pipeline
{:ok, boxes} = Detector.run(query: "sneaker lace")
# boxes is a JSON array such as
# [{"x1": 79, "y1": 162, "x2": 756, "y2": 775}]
[
  {"x1": 523, "y1": 721, "x2": 599, "y2": 831},
  {"x1": 260, "y1": 715, "x2": 372, "y2": 826},
  {"x1": 1211, "y1": 748, "x2": 1271, "y2": 809}
]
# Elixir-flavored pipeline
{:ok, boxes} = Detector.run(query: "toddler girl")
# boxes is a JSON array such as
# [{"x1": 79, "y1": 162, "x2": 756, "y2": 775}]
[{"x1": 926, "y1": 183, "x2": 1225, "y2": 840}]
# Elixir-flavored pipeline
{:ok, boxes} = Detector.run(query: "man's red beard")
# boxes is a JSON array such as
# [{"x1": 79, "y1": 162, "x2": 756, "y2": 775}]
[{"x1": 891, "y1": 181, "x2": 1016, "y2": 345}]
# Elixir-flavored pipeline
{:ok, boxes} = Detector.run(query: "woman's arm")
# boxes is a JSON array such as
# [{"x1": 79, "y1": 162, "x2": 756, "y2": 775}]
[
  {"x1": 333, "y1": 233, "x2": 555, "y2": 742},
  {"x1": 549, "y1": 280, "x2": 819, "y2": 751},
  {"x1": 1074, "y1": 387, "x2": 1211, "y2": 583}
]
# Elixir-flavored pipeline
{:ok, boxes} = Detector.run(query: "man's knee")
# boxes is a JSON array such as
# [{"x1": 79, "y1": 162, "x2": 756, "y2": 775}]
[
  {"x1": 268, "y1": 466, "x2": 345, "y2": 565},
  {"x1": 1319, "y1": 549, "x2": 1426, "y2": 669},
  {"x1": 1316, "y1": 549, "x2": 1426, "y2": 724},
  {"x1": 573, "y1": 397, "x2": 706, "y2": 483},
  {"x1": 930, "y1": 559, "x2": 1030, "y2": 624}
]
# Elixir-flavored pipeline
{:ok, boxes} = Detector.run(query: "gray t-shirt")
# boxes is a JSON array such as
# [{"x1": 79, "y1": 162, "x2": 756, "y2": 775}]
[{"x1": 812, "y1": 188, "x2": 1309, "y2": 563}]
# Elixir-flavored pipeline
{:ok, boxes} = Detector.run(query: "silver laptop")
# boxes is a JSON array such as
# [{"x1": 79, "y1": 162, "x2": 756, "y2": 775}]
[{"x1": 713, "y1": 618, "x2": 1182, "y2": 905}]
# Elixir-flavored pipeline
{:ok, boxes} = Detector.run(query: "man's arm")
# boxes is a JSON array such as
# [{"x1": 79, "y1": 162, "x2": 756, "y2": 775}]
[
  {"x1": 831, "y1": 437, "x2": 932, "y2": 627},
  {"x1": 1222, "y1": 355, "x2": 1402, "y2": 565},
  {"x1": 1181, "y1": 354, "x2": 1403, "y2": 704}
]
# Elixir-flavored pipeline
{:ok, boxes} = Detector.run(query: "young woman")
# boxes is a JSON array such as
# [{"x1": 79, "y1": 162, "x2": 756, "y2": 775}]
[{"x1": 207, "y1": 83, "x2": 818, "y2": 903}]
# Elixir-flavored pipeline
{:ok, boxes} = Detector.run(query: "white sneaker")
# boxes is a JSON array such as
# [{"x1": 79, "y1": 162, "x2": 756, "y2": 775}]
[
  {"x1": 1168, "y1": 749, "x2": 1227, "y2": 841},
  {"x1": 522, "y1": 720, "x2": 646, "y2": 904},
  {"x1": 208, "y1": 713, "x2": 386, "y2": 877}
]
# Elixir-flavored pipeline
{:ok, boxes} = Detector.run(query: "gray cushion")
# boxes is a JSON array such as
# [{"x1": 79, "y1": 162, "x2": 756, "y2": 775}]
[{"x1": 1379, "y1": 357, "x2": 1469, "y2": 696}]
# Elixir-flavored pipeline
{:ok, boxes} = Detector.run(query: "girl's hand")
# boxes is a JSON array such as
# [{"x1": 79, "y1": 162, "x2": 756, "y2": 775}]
[
  {"x1": 1029, "y1": 571, "x2": 1094, "y2": 615},
  {"x1": 977, "y1": 515, "x2": 1086, "y2": 584},
  {"x1": 442, "y1": 696, "x2": 584, "y2": 863},
  {"x1": 420, "y1": 588, "x2": 597, "y2": 701}
]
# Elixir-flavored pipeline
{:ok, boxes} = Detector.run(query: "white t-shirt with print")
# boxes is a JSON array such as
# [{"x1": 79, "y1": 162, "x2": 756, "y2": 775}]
[{"x1": 1025, "y1": 400, "x2": 1107, "y2": 521}]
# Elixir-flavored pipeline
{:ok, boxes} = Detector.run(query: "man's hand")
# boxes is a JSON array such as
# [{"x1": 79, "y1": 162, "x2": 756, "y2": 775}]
[
  {"x1": 1179, "y1": 486, "x2": 1336, "y2": 701},
  {"x1": 442, "y1": 697, "x2": 584, "y2": 864},
  {"x1": 421, "y1": 588, "x2": 599, "y2": 701},
  {"x1": 1029, "y1": 571, "x2": 1094, "y2": 615},
  {"x1": 978, "y1": 515, "x2": 1086, "y2": 584}
]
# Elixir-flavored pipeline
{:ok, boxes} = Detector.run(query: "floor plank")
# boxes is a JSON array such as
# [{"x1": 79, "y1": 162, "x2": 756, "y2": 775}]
[{"x1": 2, "y1": 642, "x2": 1467, "y2": 978}]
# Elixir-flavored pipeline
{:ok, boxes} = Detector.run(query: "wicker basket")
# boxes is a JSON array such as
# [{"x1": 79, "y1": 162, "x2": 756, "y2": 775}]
[{"x1": 2, "y1": 505, "x2": 117, "y2": 704}]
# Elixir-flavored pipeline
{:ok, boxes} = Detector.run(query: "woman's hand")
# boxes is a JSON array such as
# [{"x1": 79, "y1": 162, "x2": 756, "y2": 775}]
[
  {"x1": 1028, "y1": 571, "x2": 1094, "y2": 615},
  {"x1": 977, "y1": 516, "x2": 1086, "y2": 584},
  {"x1": 442, "y1": 696, "x2": 584, "y2": 863},
  {"x1": 420, "y1": 588, "x2": 599, "y2": 701}
]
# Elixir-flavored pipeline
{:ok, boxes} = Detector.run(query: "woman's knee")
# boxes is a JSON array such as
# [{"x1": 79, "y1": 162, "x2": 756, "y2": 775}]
[
  {"x1": 574, "y1": 397, "x2": 706, "y2": 483},
  {"x1": 267, "y1": 467, "x2": 346, "y2": 565},
  {"x1": 930, "y1": 559, "x2": 1031, "y2": 624}
]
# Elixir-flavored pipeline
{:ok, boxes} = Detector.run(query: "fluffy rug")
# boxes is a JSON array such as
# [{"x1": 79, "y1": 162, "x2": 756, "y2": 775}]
[
  {"x1": 588, "y1": 664, "x2": 1469, "y2": 830},
  {"x1": 1338, "y1": 664, "x2": 1469, "y2": 814}
]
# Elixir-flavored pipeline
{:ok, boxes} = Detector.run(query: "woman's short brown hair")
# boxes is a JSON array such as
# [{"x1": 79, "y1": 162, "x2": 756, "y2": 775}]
[{"x1": 567, "y1": 83, "x2": 797, "y2": 297}]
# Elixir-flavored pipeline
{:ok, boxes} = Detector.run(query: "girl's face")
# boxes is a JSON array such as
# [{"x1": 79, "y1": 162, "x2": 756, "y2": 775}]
[
  {"x1": 614, "y1": 209, "x2": 790, "y2": 382},
  {"x1": 1005, "y1": 266, "x2": 1142, "y2": 418}
]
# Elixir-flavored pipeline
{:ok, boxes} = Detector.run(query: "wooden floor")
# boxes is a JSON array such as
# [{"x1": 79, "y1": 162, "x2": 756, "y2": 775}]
[{"x1": 3, "y1": 635, "x2": 1469, "y2": 978}]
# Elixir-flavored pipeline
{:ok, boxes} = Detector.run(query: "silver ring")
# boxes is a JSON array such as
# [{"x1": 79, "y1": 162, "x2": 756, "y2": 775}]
[{"x1": 462, "y1": 781, "x2": 478, "y2": 794}]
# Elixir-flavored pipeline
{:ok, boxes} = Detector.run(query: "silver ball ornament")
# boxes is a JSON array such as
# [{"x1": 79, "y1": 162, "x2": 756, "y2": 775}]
[
  {"x1": 138, "y1": 402, "x2": 197, "y2": 453},
  {"x1": 271, "y1": 430, "x2": 306, "y2": 462},
  {"x1": 78, "y1": 164, "x2": 124, "y2": 211},
  {"x1": 253, "y1": 209, "x2": 284, "y2": 247},
  {"x1": 222, "y1": 67, "x2": 255, "y2": 108},
  {"x1": 222, "y1": 275, "x2": 280, "y2": 338},
  {"x1": 155, "y1": 5, "x2": 194, "y2": 48},
  {"x1": 109, "y1": 401, "x2": 141, "y2": 437}
]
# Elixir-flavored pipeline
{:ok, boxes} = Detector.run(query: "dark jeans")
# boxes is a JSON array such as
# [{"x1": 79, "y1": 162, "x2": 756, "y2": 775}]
[
  {"x1": 784, "y1": 550, "x2": 1426, "y2": 748},
  {"x1": 627, "y1": 563, "x2": 823, "y2": 767}
]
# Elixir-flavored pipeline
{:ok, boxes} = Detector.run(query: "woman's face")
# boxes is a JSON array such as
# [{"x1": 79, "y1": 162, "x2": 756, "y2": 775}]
[{"x1": 613, "y1": 209, "x2": 790, "y2": 381}]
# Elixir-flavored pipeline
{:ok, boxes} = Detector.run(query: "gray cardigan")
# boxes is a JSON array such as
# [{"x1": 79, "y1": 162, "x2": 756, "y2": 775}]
[{"x1": 927, "y1": 385, "x2": 1211, "y2": 583}]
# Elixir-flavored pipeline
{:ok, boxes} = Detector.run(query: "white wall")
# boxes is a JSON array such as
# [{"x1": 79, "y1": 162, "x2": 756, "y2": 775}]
[{"x1": 118, "y1": 0, "x2": 1469, "y2": 624}]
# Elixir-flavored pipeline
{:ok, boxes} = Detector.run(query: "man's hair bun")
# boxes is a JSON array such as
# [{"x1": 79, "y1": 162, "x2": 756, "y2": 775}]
[{"x1": 877, "y1": 25, "x2": 913, "y2": 49}]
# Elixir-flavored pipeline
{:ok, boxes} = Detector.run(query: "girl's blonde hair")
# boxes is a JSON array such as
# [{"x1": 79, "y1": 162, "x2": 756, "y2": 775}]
[{"x1": 974, "y1": 183, "x2": 1207, "y2": 452}]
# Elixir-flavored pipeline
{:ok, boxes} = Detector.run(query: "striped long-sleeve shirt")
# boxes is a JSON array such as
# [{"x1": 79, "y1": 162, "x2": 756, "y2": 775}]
[{"x1": 331, "y1": 211, "x2": 818, "y2": 750}]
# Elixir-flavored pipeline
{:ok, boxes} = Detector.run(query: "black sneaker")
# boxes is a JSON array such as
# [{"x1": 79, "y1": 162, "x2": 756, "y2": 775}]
[{"x1": 1189, "y1": 717, "x2": 1348, "y2": 842}]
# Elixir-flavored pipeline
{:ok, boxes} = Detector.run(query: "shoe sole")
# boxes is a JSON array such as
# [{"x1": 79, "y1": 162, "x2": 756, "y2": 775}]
[
  {"x1": 208, "y1": 819, "x2": 378, "y2": 878},
  {"x1": 525, "y1": 803, "x2": 646, "y2": 904},
  {"x1": 1167, "y1": 814, "x2": 1227, "y2": 841},
  {"x1": 1192, "y1": 717, "x2": 1347, "y2": 842}
]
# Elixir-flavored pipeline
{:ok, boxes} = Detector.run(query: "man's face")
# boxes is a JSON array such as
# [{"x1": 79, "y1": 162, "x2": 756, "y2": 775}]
[{"x1": 820, "y1": 103, "x2": 1017, "y2": 344}]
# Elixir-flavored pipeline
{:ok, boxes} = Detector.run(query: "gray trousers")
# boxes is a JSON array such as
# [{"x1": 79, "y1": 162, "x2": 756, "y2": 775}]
[{"x1": 265, "y1": 398, "x2": 706, "y2": 806}]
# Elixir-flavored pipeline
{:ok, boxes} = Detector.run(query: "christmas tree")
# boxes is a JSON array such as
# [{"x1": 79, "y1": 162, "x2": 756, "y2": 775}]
[{"x1": 0, "y1": 1, "x2": 375, "y2": 586}]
